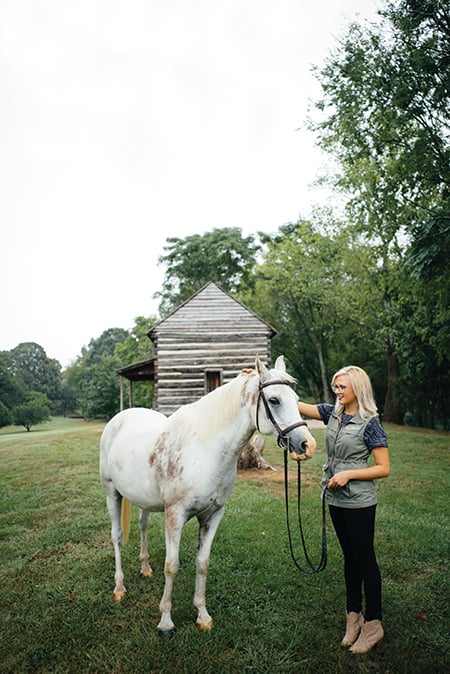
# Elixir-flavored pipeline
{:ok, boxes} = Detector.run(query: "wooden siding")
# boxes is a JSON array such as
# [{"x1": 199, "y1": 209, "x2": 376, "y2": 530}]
[{"x1": 149, "y1": 282, "x2": 275, "y2": 414}]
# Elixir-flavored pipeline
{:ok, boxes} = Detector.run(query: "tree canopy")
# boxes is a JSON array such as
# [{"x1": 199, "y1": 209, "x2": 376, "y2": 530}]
[
  {"x1": 155, "y1": 227, "x2": 259, "y2": 316},
  {"x1": 304, "y1": 0, "x2": 450, "y2": 424},
  {"x1": 13, "y1": 392, "x2": 51, "y2": 432},
  {"x1": 241, "y1": 216, "x2": 388, "y2": 407},
  {"x1": 6, "y1": 342, "x2": 62, "y2": 405},
  {"x1": 310, "y1": 0, "x2": 449, "y2": 240}
]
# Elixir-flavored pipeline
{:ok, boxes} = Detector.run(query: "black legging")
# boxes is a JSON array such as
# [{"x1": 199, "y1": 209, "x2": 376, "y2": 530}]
[{"x1": 329, "y1": 504, "x2": 382, "y2": 621}]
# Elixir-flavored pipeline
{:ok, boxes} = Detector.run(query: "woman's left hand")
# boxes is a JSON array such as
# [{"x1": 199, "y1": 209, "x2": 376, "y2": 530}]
[
  {"x1": 327, "y1": 470, "x2": 352, "y2": 488},
  {"x1": 327, "y1": 449, "x2": 391, "y2": 488}
]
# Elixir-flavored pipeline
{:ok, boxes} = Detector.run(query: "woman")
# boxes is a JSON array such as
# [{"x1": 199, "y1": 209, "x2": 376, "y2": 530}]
[{"x1": 297, "y1": 365, "x2": 390, "y2": 654}]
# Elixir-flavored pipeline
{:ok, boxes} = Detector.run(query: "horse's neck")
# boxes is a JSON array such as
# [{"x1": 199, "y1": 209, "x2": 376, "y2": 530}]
[
  {"x1": 210, "y1": 375, "x2": 257, "y2": 444},
  {"x1": 171, "y1": 374, "x2": 258, "y2": 452}
]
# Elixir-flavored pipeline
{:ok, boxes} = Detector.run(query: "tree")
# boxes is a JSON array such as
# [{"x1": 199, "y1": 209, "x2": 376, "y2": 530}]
[
  {"x1": 114, "y1": 316, "x2": 156, "y2": 409},
  {"x1": 406, "y1": 210, "x2": 450, "y2": 367},
  {"x1": 82, "y1": 328, "x2": 129, "y2": 367},
  {"x1": 399, "y1": 214, "x2": 450, "y2": 428},
  {"x1": 237, "y1": 435, "x2": 275, "y2": 471},
  {"x1": 13, "y1": 392, "x2": 51, "y2": 432},
  {"x1": 62, "y1": 359, "x2": 85, "y2": 415},
  {"x1": 79, "y1": 355, "x2": 122, "y2": 420},
  {"x1": 53, "y1": 383, "x2": 79, "y2": 417},
  {"x1": 155, "y1": 227, "x2": 260, "y2": 316},
  {"x1": 308, "y1": 0, "x2": 450, "y2": 422},
  {"x1": 0, "y1": 401, "x2": 12, "y2": 428},
  {"x1": 7, "y1": 343, "x2": 63, "y2": 410},
  {"x1": 114, "y1": 316, "x2": 155, "y2": 364},
  {"x1": 311, "y1": 0, "x2": 449, "y2": 234},
  {"x1": 78, "y1": 328, "x2": 130, "y2": 419},
  {"x1": 0, "y1": 353, "x2": 25, "y2": 409},
  {"x1": 244, "y1": 217, "x2": 386, "y2": 404}
]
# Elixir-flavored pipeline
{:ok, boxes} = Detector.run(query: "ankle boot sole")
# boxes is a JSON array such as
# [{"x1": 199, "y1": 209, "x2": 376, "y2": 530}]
[{"x1": 350, "y1": 636, "x2": 383, "y2": 654}]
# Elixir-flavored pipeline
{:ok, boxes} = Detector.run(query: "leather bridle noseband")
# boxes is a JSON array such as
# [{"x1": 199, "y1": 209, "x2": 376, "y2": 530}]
[{"x1": 256, "y1": 378, "x2": 327, "y2": 574}]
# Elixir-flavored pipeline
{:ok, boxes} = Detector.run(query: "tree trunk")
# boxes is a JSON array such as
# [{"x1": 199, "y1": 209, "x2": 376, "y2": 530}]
[
  {"x1": 383, "y1": 341, "x2": 403, "y2": 424},
  {"x1": 238, "y1": 435, "x2": 275, "y2": 470},
  {"x1": 315, "y1": 335, "x2": 332, "y2": 403}
]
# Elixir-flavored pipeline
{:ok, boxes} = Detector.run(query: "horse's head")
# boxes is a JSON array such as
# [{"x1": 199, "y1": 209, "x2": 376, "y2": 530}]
[{"x1": 255, "y1": 355, "x2": 316, "y2": 460}]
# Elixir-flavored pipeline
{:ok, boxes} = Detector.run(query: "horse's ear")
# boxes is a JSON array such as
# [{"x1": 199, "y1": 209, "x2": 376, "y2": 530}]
[
  {"x1": 255, "y1": 355, "x2": 269, "y2": 380},
  {"x1": 274, "y1": 355, "x2": 286, "y2": 373}
]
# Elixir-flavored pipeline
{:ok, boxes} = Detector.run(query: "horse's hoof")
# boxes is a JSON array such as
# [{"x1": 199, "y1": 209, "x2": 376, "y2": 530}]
[
  {"x1": 157, "y1": 627, "x2": 175, "y2": 638},
  {"x1": 197, "y1": 620, "x2": 213, "y2": 631},
  {"x1": 113, "y1": 590, "x2": 126, "y2": 601},
  {"x1": 140, "y1": 569, "x2": 153, "y2": 578}
]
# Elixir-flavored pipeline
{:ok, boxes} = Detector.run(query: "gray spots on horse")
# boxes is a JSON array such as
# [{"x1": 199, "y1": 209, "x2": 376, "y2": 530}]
[{"x1": 150, "y1": 432, "x2": 183, "y2": 480}]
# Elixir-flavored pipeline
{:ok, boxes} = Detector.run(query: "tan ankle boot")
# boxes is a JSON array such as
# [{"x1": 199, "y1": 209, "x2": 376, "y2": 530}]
[
  {"x1": 349, "y1": 619, "x2": 384, "y2": 653},
  {"x1": 341, "y1": 611, "x2": 364, "y2": 646}
]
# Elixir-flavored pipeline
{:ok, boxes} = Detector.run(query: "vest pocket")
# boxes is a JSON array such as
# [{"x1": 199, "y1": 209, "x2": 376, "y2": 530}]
[{"x1": 333, "y1": 459, "x2": 376, "y2": 504}]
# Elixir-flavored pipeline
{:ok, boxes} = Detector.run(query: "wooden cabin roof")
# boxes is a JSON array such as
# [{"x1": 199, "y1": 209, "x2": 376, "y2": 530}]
[{"x1": 148, "y1": 281, "x2": 277, "y2": 340}]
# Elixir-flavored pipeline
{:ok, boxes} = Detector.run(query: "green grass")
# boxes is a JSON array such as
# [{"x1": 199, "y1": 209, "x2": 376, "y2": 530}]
[{"x1": 0, "y1": 418, "x2": 448, "y2": 673}]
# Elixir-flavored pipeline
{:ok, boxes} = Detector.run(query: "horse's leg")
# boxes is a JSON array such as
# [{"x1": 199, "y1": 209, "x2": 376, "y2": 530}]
[
  {"x1": 106, "y1": 487, "x2": 127, "y2": 600},
  {"x1": 139, "y1": 508, "x2": 153, "y2": 577},
  {"x1": 157, "y1": 506, "x2": 186, "y2": 636},
  {"x1": 194, "y1": 506, "x2": 225, "y2": 631}
]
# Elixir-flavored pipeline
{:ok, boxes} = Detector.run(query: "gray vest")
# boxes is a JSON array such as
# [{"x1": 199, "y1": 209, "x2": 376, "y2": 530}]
[{"x1": 322, "y1": 411, "x2": 377, "y2": 508}]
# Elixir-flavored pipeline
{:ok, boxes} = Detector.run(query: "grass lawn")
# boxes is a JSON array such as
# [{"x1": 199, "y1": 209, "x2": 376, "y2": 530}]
[{"x1": 0, "y1": 417, "x2": 448, "y2": 673}]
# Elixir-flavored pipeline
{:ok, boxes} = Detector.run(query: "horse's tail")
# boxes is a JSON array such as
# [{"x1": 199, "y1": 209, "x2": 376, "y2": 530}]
[{"x1": 121, "y1": 497, "x2": 131, "y2": 545}]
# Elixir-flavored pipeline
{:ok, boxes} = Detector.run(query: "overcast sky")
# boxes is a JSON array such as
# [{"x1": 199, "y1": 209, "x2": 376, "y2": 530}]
[{"x1": 1, "y1": 0, "x2": 382, "y2": 368}]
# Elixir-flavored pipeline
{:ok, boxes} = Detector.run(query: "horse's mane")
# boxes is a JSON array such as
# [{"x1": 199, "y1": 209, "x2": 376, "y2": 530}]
[{"x1": 169, "y1": 370, "x2": 257, "y2": 444}]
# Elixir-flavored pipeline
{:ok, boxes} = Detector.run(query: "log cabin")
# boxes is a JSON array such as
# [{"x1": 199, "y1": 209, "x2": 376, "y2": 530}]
[{"x1": 117, "y1": 281, "x2": 276, "y2": 415}]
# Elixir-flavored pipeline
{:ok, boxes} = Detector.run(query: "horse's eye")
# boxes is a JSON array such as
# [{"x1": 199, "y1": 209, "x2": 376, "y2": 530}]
[{"x1": 268, "y1": 397, "x2": 280, "y2": 406}]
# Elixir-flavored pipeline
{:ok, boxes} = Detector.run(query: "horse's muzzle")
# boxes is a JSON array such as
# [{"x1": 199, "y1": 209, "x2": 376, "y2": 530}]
[
  {"x1": 277, "y1": 420, "x2": 309, "y2": 454},
  {"x1": 278, "y1": 434, "x2": 308, "y2": 455}
]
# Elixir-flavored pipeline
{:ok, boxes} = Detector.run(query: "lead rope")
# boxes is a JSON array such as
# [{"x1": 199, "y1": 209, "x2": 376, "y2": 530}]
[{"x1": 283, "y1": 443, "x2": 327, "y2": 573}]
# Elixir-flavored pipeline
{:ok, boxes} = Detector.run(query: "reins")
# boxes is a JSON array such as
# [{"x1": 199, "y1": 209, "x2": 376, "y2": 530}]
[
  {"x1": 257, "y1": 379, "x2": 327, "y2": 574},
  {"x1": 283, "y1": 444, "x2": 327, "y2": 573}
]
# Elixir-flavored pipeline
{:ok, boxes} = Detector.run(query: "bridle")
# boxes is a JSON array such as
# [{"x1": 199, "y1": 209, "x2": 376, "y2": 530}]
[
  {"x1": 256, "y1": 379, "x2": 308, "y2": 448},
  {"x1": 256, "y1": 379, "x2": 327, "y2": 574}
]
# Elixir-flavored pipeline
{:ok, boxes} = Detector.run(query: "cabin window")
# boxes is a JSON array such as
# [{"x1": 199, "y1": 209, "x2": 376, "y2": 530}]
[{"x1": 205, "y1": 370, "x2": 222, "y2": 393}]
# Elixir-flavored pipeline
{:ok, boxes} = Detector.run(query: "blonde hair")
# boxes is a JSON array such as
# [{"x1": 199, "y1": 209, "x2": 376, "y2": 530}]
[{"x1": 332, "y1": 365, "x2": 378, "y2": 419}]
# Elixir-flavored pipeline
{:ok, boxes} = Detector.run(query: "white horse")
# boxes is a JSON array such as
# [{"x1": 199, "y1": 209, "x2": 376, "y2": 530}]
[{"x1": 99, "y1": 355, "x2": 316, "y2": 635}]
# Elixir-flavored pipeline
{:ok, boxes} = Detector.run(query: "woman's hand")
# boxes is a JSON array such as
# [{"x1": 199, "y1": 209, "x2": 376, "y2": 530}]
[
  {"x1": 327, "y1": 470, "x2": 352, "y2": 488},
  {"x1": 327, "y1": 448, "x2": 391, "y2": 488},
  {"x1": 290, "y1": 450, "x2": 308, "y2": 461}
]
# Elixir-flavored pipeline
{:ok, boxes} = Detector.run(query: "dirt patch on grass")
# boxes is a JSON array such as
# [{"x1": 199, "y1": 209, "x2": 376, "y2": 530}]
[
  {"x1": 237, "y1": 466, "x2": 284, "y2": 482},
  {"x1": 237, "y1": 466, "x2": 316, "y2": 486},
  {"x1": 237, "y1": 466, "x2": 319, "y2": 501}
]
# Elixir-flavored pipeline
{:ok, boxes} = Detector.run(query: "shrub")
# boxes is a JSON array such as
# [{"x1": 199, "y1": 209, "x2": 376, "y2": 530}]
[{"x1": 13, "y1": 392, "x2": 51, "y2": 431}]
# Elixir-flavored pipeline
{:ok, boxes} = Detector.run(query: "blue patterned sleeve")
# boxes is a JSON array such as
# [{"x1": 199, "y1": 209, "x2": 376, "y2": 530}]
[
  {"x1": 364, "y1": 417, "x2": 388, "y2": 450},
  {"x1": 316, "y1": 403, "x2": 334, "y2": 424}
]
